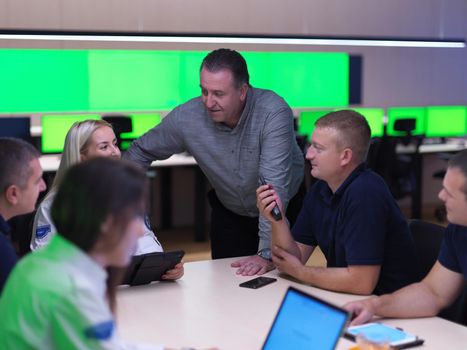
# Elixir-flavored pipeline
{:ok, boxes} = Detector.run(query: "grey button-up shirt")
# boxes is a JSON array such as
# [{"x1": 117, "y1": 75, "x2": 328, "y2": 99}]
[{"x1": 124, "y1": 87, "x2": 304, "y2": 252}]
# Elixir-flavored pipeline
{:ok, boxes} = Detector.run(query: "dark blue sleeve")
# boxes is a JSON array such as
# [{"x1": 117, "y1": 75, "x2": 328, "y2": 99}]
[
  {"x1": 438, "y1": 225, "x2": 462, "y2": 274},
  {"x1": 291, "y1": 188, "x2": 318, "y2": 247},
  {"x1": 341, "y1": 183, "x2": 387, "y2": 265},
  {"x1": 0, "y1": 234, "x2": 18, "y2": 293}
]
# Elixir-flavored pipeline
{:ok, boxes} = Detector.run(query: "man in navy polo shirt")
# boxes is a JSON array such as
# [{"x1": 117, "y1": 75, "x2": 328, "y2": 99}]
[
  {"x1": 345, "y1": 150, "x2": 467, "y2": 324},
  {"x1": 0, "y1": 138, "x2": 46, "y2": 293},
  {"x1": 257, "y1": 109, "x2": 418, "y2": 295}
]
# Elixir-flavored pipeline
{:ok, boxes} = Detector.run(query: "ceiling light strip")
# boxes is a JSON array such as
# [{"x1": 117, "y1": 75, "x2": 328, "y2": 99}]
[{"x1": 0, "y1": 34, "x2": 464, "y2": 48}]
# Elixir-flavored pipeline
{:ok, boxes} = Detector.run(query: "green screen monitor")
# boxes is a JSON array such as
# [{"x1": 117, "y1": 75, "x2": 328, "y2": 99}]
[
  {"x1": 351, "y1": 108, "x2": 384, "y2": 137},
  {"x1": 386, "y1": 107, "x2": 426, "y2": 136},
  {"x1": 244, "y1": 52, "x2": 349, "y2": 108},
  {"x1": 0, "y1": 49, "x2": 349, "y2": 113},
  {"x1": 41, "y1": 114, "x2": 101, "y2": 153},
  {"x1": 297, "y1": 110, "x2": 333, "y2": 140},
  {"x1": 425, "y1": 106, "x2": 467, "y2": 138},
  {"x1": 120, "y1": 113, "x2": 162, "y2": 150}
]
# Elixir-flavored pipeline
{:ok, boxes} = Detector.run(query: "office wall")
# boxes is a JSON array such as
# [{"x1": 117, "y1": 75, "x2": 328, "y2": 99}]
[
  {"x1": 0, "y1": 0, "x2": 466, "y2": 37},
  {"x1": 1, "y1": 0, "x2": 466, "y2": 107}
]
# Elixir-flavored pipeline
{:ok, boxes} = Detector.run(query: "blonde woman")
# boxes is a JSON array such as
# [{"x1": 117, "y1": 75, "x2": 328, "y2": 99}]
[{"x1": 31, "y1": 119, "x2": 183, "y2": 280}]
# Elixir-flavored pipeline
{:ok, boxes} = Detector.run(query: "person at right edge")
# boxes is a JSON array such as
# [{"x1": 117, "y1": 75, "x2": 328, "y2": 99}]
[
  {"x1": 345, "y1": 150, "x2": 467, "y2": 325},
  {"x1": 257, "y1": 110, "x2": 419, "y2": 295}
]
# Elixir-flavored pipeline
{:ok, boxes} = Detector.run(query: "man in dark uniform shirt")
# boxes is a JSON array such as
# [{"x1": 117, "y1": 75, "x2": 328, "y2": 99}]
[
  {"x1": 257, "y1": 110, "x2": 418, "y2": 295},
  {"x1": 0, "y1": 138, "x2": 46, "y2": 293}
]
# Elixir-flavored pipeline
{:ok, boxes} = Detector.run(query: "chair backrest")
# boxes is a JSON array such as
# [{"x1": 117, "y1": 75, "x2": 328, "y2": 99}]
[
  {"x1": 102, "y1": 115, "x2": 132, "y2": 149},
  {"x1": 409, "y1": 219, "x2": 467, "y2": 326},
  {"x1": 8, "y1": 210, "x2": 36, "y2": 257},
  {"x1": 408, "y1": 219, "x2": 445, "y2": 281}
]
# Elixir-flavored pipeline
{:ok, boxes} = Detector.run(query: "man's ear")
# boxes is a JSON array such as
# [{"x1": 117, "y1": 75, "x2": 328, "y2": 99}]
[
  {"x1": 4, "y1": 185, "x2": 20, "y2": 206},
  {"x1": 341, "y1": 148, "x2": 353, "y2": 167},
  {"x1": 239, "y1": 83, "x2": 249, "y2": 102}
]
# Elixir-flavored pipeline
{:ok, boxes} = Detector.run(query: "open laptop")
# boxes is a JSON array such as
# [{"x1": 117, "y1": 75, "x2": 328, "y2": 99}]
[{"x1": 262, "y1": 286, "x2": 350, "y2": 350}]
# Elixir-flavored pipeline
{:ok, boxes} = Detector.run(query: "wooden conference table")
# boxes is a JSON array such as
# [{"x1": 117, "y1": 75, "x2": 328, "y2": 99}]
[{"x1": 117, "y1": 258, "x2": 467, "y2": 350}]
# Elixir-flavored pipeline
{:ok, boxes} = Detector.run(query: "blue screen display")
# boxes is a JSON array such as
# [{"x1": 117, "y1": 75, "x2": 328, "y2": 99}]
[{"x1": 263, "y1": 289, "x2": 348, "y2": 350}]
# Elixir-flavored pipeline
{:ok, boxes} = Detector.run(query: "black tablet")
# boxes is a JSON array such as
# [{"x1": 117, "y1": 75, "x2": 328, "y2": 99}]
[{"x1": 122, "y1": 250, "x2": 185, "y2": 286}]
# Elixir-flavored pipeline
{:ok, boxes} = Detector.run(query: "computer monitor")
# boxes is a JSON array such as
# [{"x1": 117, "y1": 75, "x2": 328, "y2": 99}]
[
  {"x1": 0, "y1": 117, "x2": 32, "y2": 143},
  {"x1": 119, "y1": 113, "x2": 162, "y2": 150},
  {"x1": 41, "y1": 114, "x2": 101, "y2": 153},
  {"x1": 351, "y1": 108, "x2": 384, "y2": 137},
  {"x1": 425, "y1": 106, "x2": 467, "y2": 138},
  {"x1": 386, "y1": 107, "x2": 426, "y2": 136},
  {"x1": 297, "y1": 110, "x2": 333, "y2": 140}
]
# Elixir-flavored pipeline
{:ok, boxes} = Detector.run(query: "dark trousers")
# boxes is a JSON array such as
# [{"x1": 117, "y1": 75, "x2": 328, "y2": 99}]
[{"x1": 208, "y1": 183, "x2": 306, "y2": 259}]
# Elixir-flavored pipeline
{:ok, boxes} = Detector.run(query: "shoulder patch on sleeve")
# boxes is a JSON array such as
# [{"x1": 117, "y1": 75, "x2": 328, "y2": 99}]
[
  {"x1": 35, "y1": 225, "x2": 51, "y2": 239},
  {"x1": 84, "y1": 320, "x2": 115, "y2": 340}
]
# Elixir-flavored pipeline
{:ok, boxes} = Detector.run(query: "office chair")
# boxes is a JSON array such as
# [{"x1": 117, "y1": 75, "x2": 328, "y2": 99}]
[
  {"x1": 408, "y1": 219, "x2": 445, "y2": 280},
  {"x1": 367, "y1": 118, "x2": 426, "y2": 219},
  {"x1": 8, "y1": 210, "x2": 36, "y2": 257},
  {"x1": 367, "y1": 119, "x2": 418, "y2": 199},
  {"x1": 102, "y1": 115, "x2": 132, "y2": 149},
  {"x1": 408, "y1": 219, "x2": 467, "y2": 326}
]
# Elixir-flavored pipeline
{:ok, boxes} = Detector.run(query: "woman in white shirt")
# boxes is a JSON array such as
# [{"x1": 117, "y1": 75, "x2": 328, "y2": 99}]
[{"x1": 31, "y1": 119, "x2": 182, "y2": 281}]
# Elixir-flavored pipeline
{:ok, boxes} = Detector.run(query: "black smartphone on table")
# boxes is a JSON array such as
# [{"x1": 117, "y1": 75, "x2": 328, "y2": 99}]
[{"x1": 239, "y1": 277, "x2": 277, "y2": 289}]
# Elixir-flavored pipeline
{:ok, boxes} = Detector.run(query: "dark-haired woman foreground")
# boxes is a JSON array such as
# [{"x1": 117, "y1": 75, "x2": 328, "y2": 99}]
[{"x1": 0, "y1": 158, "x2": 214, "y2": 350}]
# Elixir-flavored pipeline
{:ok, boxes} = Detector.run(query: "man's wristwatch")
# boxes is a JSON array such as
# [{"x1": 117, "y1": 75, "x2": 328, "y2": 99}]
[{"x1": 257, "y1": 248, "x2": 272, "y2": 261}]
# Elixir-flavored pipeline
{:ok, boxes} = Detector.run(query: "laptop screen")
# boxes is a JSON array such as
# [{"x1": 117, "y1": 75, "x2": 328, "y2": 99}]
[{"x1": 262, "y1": 287, "x2": 349, "y2": 350}]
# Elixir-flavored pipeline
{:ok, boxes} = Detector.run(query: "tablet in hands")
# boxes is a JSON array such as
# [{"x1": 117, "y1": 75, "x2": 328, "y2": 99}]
[{"x1": 122, "y1": 250, "x2": 185, "y2": 286}]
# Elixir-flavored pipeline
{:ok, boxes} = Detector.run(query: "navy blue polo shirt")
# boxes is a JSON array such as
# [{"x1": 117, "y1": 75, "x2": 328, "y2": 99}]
[
  {"x1": 0, "y1": 214, "x2": 18, "y2": 294},
  {"x1": 292, "y1": 164, "x2": 419, "y2": 295},
  {"x1": 438, "y1": 224, "x2": 467, "y2": 279}
]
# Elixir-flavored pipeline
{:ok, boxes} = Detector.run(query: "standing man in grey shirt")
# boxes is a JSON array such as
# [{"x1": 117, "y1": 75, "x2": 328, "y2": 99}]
[{"x1": 124, "y1": 48, "x2": 304, "y2": 276}]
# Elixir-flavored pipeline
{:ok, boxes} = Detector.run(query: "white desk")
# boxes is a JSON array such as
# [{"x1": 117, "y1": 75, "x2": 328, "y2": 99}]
[
  {"x1": 39, "y1": 153, "x2": 197, "y2": 172},
  {"x1": 39, "y1": 153, "x2": 207, "y2": 241},
  {"x1": 396, "y1": 138, "x2": 467, "y2": 154},
  {"x1": 117, "y1": 258, "x2": 467, "y2": 349}
]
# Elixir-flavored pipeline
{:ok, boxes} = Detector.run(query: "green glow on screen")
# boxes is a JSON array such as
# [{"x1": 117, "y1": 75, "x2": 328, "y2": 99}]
[
  {"x1": 351, "y1": 108, "x2": 384, "y2": 137},
  {"x1": 387, "y1": 107, "x2": 426, "y2": 136},
  {"x1": 298, "y1": 107, "x2": 383, "y2": 139},
  {"x1": 297, "y1": 110, "x2": 333, "y2": 140},
  {"x1": 41, "y1": 114, "x2": 100, "y2": 153},
  {"x1": 0, "y1": 49, "x2": 349, "y2": 113},
  {"x1": 244, "y1": 52, "x2": 348, "y2": 108},
  {"x1": 425, "y1": 106, "x2": 467, "y2": 137},
  {"x1": 0, "y1": 50, "x2": 89, "y2": 112},
  {"x1": 120, "y1": 113, "x2": 161, "y2": 139}
]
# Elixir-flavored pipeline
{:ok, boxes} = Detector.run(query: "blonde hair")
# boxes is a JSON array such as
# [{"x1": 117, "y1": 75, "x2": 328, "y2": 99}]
[{"x1": 48, "y1": 119, "x2": 113, "y2": 195}]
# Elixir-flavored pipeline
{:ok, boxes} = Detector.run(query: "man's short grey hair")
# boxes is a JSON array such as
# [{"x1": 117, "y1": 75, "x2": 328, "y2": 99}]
[{"x1": 0, "y1": 137, "x2": 40, "y2": 193}]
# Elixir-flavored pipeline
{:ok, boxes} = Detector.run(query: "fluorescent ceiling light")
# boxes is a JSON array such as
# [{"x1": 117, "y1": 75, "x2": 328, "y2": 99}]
[{"x1": 0, "y1": 31, "x2": 464, "y2": 48}]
